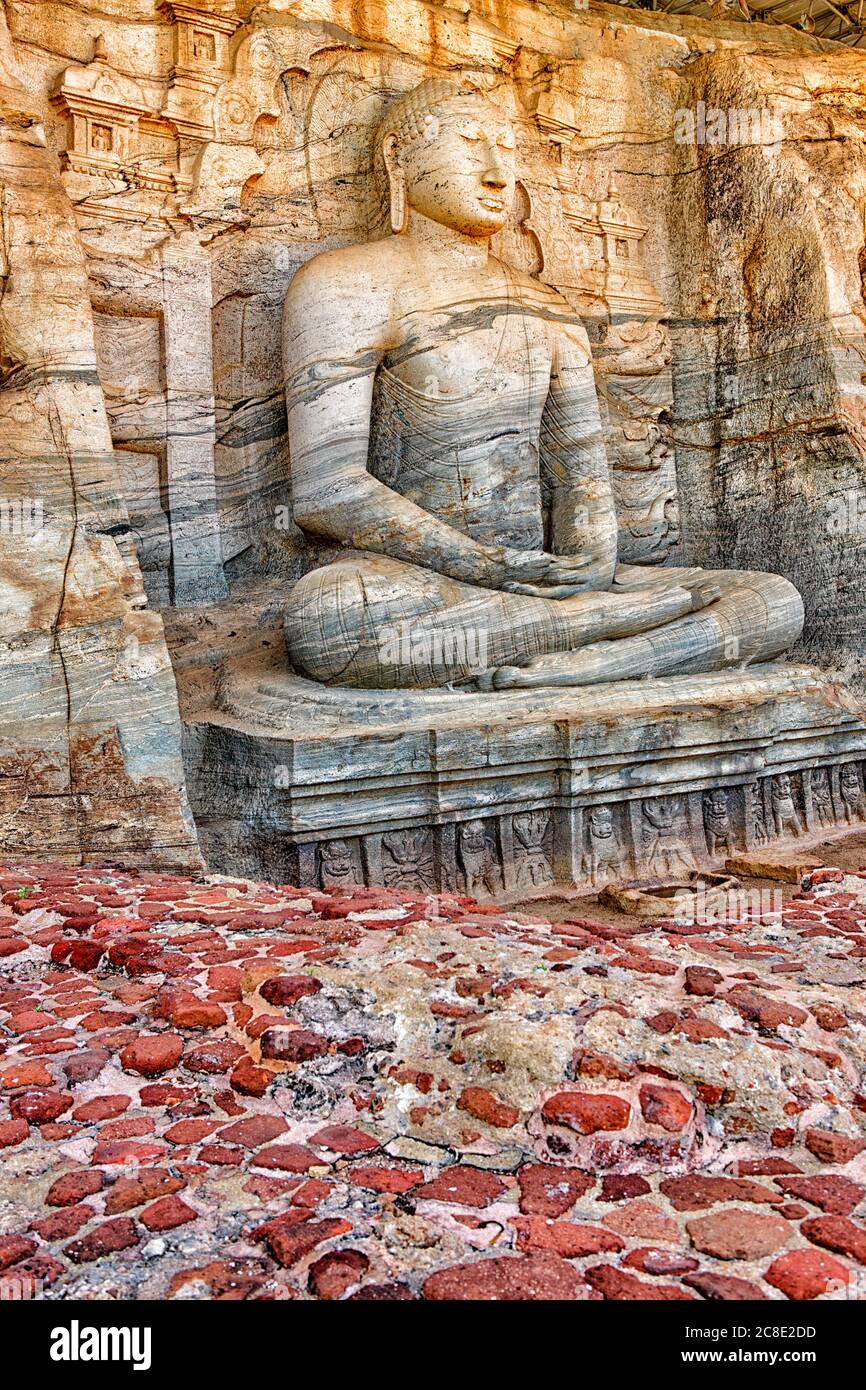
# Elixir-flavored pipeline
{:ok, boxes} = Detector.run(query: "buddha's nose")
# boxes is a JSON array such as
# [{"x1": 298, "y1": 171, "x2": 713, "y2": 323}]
[{"x1": 482, "y1": 147, "x2": 508, "y2": 189}]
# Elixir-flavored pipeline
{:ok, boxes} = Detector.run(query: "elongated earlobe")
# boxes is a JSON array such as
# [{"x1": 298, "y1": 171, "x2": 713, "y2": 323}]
[
  {"x1": 383, "y1": 134, "x2": 407, "y2": 235},
  {"x1": 390, "y1": 178, "x2": 407, "y2": 235}
]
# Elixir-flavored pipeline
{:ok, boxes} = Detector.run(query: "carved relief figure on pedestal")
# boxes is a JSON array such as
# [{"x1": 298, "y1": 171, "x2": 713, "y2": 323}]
[
  {"x1": 581, "y1": 805, "x2": 622, "y2": 887},
  {"x1": 747, "y1": 781, "x2": 770, "y2": 846},
  {"x1": 319, "y1": 838, "x2": 362, "y2": 890},
  {"x1": 512, "y1": 810, "x2": 554, "y2": 889},
  {"x1": 281, "y1": 78, "x2": 804, "y2": 692},
  {"x1": 810, "y1": 766, "x2": 835, "y2": 829},
  {"x1": 771, "y1": 774, "x2": 803, "y2": 838},
  {"x1": 381, "y1": 828, "x2": 434, "y2": 890},
  {"x1": 839, "y1": 763, "x2": 866, "y2": 823},
  {"x1": 642, "y1": 797, "x2": 696, "y2": 877},
  {"x1": 457, "y1": 820, "x2": 500, "y2": 898},
  {"x1": 703, "y1": 788, "x2": 735, "y2": 856}
]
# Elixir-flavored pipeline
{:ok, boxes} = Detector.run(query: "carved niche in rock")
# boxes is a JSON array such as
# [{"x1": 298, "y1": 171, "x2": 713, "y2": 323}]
[{"x1": 160, "y1": 2, "x2": 242, "y2": 139}]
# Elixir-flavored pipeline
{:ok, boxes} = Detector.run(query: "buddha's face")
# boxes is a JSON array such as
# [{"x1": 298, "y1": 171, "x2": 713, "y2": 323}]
[{"x1": 395, "y1": 97, "x2": 516, "y2": 237}]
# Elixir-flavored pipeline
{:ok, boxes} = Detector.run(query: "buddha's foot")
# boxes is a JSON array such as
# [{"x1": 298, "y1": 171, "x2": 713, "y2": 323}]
[{"x1": 483, "y1": 640, "x2": 648, "y2": 690}]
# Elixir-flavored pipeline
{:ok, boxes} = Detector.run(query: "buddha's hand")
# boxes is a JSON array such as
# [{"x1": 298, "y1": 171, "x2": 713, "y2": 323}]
[{"x1": 500, "y1": 548, "x2": 597, "y2": 598}]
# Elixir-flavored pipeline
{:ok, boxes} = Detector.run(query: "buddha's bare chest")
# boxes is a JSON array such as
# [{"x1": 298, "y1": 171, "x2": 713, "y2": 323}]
[{"x1": 384, "y1": 295, "x2": 552, "y2": 400}]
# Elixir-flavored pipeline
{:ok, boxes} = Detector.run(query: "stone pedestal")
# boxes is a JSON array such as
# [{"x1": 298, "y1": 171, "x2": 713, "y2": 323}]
[{"x1": 182, "y1": 657, "x2": 866, "y2": 897}]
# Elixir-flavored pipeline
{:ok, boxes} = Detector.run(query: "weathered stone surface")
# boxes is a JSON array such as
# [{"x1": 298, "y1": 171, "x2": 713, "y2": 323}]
[
  {"x1": 0, "y1": 0, "x2": 861, "y2": 893},
  {"x1": 0, "y1": 861, "x2": 862, "y2": 1301},
  {"x1": 0, "y1": 13, "x2": 199, "y2": 871},
  {"x1": 4, "y1": 0, "x2": 866, "y2": 1312},
  {"x1": 725, "y1": 853, "x2": 825, "y2": 884}
]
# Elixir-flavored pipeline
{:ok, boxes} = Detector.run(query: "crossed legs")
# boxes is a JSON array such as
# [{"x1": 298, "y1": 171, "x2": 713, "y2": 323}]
[{"x1": 284, "y1": 553, "x2": 804, "y2": 690}]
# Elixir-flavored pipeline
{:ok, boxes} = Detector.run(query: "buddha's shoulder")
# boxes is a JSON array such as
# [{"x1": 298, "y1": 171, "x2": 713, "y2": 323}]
[
  {"x1": 286, "y1": 239, "x2": 404, "y2": 304},
  {"x1": 498, "y1": 262, "x2": 585, "y2": 320}
]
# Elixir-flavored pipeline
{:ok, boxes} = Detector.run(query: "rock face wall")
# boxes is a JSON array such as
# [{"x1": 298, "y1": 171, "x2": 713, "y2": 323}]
[
  {"x1": 0, "y1": 11, "x2": 200, "y2": 868},
  {"x1": 668, "y1": 44, "x2": 866, "y2": 677},
  {"x1": 3, "y1": 0, "x2": 866, "y2": 868}
]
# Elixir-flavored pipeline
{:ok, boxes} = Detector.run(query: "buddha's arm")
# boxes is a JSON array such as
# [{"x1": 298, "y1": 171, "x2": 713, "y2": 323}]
[
  {"x1": 541, "y1": 318, "x2": 618, "y2": 590},
  {"x1": 283, "y1": 256, "x2": 508, "y2": 589}
]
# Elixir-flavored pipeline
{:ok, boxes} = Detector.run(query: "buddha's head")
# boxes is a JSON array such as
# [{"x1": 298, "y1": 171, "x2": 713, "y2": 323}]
[{"x1": 376, "y1": 78, "x2": 516, "y2": 238}]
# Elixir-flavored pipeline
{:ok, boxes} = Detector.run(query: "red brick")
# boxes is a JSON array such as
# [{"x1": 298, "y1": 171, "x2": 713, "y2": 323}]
[
  {"x1": 0, "y1": 1235, "x2": 36, "y2": 1271},
  {"x1": 62, "y1": 1050, "x2": 110, "y2": 1084},
  {"x1": 585, "y1": 1264, "x2": 694, "y2": 1300},
  {"x1": 31, "y1": 1204, "x2": 94, "y2": 1241},
  {"x1": 513, "y1": 1216, "x2": 623, "y2": 1258},
  {"x1": 423, "y1": 1252, "x2": 585, "y2": 1301},
  {"x1": 163, "y1": 1118, "x2": 222, "y2": 1144},
  {"x1": 216, "y1": 1114, "x2": 287, "y2": 1149},
  {"x1": 801, "y1": 1214, "x2": 866, "y2": 1266},
  {"x1": 140, "y1": 1196, "x2": 197, "y2": 1232},
  {"x1": 660, "y1": 1174, "x2": 781, "y2": 1211},
  {"x1": 775, "y1": 1174, "x2": 865, "y2": 1216},
  {"x1": 765, "y1": 1248, "x2": 852, "y2": 1300},
  {"x1": 349, "y1": 1165, "x2": 423, "y2": 1195},
  {"x1": 0, "y1": 1118, "x2": 28, "y2": 1148},
  {"x1": 803, "y1": 1128, "x2": 865, "y2": 1165},
  {"x1": 415, "y1": 1166, "x2": 505, "y2": 1208},
  {"x1": 198, "y1": 1143, "x2": 244, "y2": 1166},
  {"x1": 811, "y1": 1003, "x2": 848, "y2": 1031},
  {"x1": 309, "y1": 1124, "x2": 379, "y2": 1155},
  {"x1": 639, "y1": 1083, "x2": 693, "y2": 1132},
  {"x1": 65, "y1": 1217, "x2": 139, "y2": 1263},
  {"x1": 518, "y1": 1164, "x2": 593, "y2": 1217},
  {"x1": 183, "y1": 1039, "x2": 245, "y2": 1074},
  {"x1": 104, "y1": 1169, "x2": 185, "y2": 1214},
  {"x1": 600, "y1": 1174, "x2": 651, "y2": 1203},
  {"x1": 622, "y1": 1247, "x2": 699, "y2": 1276},
  {"x1": 726, "y1": 985, "x2": 808, "y2": 1030},
  {"x1": 686, "y1": 1208, "x2": 791, "y2": 1260},
  {"x1": 252, "y1": 1144, "x2": 323, "y2": 1173},
  {"x1": 259, "y1": 975, "x2": 322, "y2": 1007},
  {"x1": 10, "y1": 1090, "x2": 72, "y2": 1124},
  {"x1": 72, "y1": 1095, "x2": 130, "y2": 1123},
  {"x1": 120, "y1": 1033, "x2": 183, "y2": 1077},
  {"x1": 46, "y1": 1170, "x2": 105, "y2": 1207},
  {"x1": 684, "y1": 966, "x2": 722, "y2": 996},
  {"x1": 308, "y1": 1249, "x2": 369, "y2": 1300},
  {"x1": 254, "y1": 1213, "x2": 351, "y2": 1267},
  {"x1": 229, "y1": 1059, "x2": 275, "y2": 1097},
  {"x1": 683, "y1": 1271, "x2": 769, "y2": 1300},
  {"x1": 541, "y1": 1091, "x2": 630, "y2": 1134},
  {"x1": 50, "y1": 940, "x2": 105, "y2": 972},
  {"x1": 457, "y1": 1087, "x2": 519, "y2": 1129}
]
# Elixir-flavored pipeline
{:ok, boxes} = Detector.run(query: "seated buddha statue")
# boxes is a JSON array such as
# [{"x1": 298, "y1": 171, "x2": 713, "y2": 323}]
[{"x1": 282, "y1": 77, "x2": 803, "y2": 690}]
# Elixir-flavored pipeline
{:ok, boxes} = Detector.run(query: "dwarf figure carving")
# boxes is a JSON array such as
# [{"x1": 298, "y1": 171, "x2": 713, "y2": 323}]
[
  {"x1": 643, "y1": 797, "x2": 695, "y2": 877},
  {"x1": 581, "y1": 805, "x2": 621, "y2": 887},
  {"x1": 839, "y1": 763, "x2": 866, "y2": 823},
  {"x1": 771, "y1": 774, "x2": 803, "y2": 837},
  {"x1": 703, "y1": 788, "x2": 735, "y2": 857},
  {"x1": 457, "y1": 819, "x2": 500, "y2": 898},
  {"x1": 319, "y1": 838, "x2": 361, "y2": 890}
]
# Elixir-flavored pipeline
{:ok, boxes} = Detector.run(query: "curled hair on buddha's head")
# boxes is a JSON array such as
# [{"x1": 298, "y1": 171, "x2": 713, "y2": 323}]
[{"x1": 373, "y1": 75, "x2": 493, "y2": 235}]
